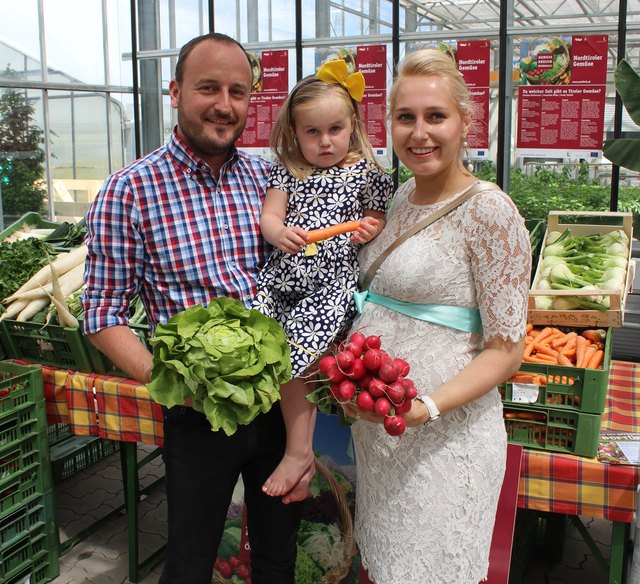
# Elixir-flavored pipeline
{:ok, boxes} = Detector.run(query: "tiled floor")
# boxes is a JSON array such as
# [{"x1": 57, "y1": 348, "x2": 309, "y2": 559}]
[{"x1": 49, "y1": 444, "x2": 633, "y2": 584}]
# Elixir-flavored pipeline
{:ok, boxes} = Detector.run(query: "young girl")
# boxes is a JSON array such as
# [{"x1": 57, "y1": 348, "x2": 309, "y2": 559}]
[{"x1": 253, "y1": 59, "x2": 393, "y2": 503}]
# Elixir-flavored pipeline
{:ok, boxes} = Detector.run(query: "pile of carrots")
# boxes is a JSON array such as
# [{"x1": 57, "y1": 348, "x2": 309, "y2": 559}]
[{"x1": 521, "y1": 324, "x2": 606, "y2": 370}]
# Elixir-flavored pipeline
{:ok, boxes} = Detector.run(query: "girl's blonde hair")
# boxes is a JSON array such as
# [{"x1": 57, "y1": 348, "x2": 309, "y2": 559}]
[
  {"x1": 271, "y1": 75, "x2": 381, "y2": 179},
  {"x1": 390, "y1": 48, "x2": 475, "y2": 123}
]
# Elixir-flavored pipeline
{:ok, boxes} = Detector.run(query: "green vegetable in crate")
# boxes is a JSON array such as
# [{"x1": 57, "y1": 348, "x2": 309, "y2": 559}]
[
  {"x1": 0, "y1": 238, "x2": 52, "y2": 301},
  {"x1": 533, "y1": 228, "x2": 630, "y2": 311},
  {"x1": 147, "y1": 297, "x2": 291, "y2": 436},
  {"x1": 1, "y1": 243, "x2": 87, "y2": 323}
]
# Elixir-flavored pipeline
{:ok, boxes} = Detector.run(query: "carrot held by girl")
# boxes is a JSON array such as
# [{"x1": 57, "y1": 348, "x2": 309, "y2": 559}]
[{"x1": 252, "y1": 58, "x2": 393, "y2": 503}]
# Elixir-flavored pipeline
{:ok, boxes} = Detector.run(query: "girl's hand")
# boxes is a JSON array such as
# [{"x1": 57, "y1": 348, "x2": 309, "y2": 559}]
[
  {"x1": 275, "y1": 226, "x2": 308, "y2": 254},
  {"x1": 351, "y1": 216, "x2": 385, "y2": 245}
]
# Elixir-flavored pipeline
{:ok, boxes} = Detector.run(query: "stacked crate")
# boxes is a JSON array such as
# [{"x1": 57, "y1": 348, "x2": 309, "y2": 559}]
[
  {"x1": 0, "y1": 362, "x2": 59, "y2": 584},
  {"x1": 499, "y1": 327, "x2": 611, "y2": 457},
  {"x1": 501, "y1": 211, "x2": 635, "y2": 458}
]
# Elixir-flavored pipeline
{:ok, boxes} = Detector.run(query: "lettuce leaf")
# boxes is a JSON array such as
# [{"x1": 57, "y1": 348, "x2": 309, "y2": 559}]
[{"x1": 147, "y1": 297, "x2": 291, "y2": 435}]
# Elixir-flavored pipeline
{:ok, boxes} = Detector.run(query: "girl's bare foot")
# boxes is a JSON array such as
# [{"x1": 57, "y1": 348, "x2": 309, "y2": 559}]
[
  {"x1": 282, "y1": 462, "x2": 316, "y2": 504},
  {"x1": 262, "y1": 453, "x2": 314, "y2": 497}
]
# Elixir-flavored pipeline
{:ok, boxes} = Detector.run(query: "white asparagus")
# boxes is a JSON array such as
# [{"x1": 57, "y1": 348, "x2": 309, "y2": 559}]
[
  {"x1": 0, "y1": 298, "x2": 30, "y2": 321},
  {"x1": 3, "y1": 244, "x2": 87, "y2": 302},
  {"x1": 16, "y1": 297, "x2": 51, "y2": 322},
  {"x1": 6, "y1": 263, "x2": 85, "y2": 301}
]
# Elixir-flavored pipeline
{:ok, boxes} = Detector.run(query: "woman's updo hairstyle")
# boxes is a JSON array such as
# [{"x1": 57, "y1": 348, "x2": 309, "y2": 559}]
[{"x1": 390, "y1": 48, "x2": 474, "y2": 122}]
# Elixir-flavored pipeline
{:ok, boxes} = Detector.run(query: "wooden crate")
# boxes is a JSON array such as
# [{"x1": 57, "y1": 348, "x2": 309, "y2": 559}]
[{"x1": 528, "y1": 211, "x2": 635, "y2": 327}]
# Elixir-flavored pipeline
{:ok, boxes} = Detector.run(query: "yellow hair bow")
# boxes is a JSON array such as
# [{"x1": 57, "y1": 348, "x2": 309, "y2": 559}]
[{"x1": 316, "y1": 59, "x2": 365, "y2": 102}]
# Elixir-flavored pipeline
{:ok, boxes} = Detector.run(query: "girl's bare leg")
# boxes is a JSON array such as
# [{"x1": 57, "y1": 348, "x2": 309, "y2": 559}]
[{"x1": 262, "y1": 377, "x2": 316, "y2": 497}]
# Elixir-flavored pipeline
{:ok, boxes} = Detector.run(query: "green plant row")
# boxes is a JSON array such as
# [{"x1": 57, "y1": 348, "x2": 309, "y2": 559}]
[{"x1": 398, "y1": 162, "x2": 640, "y2": 237}]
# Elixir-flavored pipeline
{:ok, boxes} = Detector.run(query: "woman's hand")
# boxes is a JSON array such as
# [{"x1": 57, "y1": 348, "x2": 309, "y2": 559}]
[{"x1": 343, "y1": 395, "x2": 430, "y2": 427}]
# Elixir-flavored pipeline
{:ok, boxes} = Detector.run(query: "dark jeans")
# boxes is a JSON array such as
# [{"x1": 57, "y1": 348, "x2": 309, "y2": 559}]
[{"x1": 158, "y1": 403, "x2": 302, "y2": 584}]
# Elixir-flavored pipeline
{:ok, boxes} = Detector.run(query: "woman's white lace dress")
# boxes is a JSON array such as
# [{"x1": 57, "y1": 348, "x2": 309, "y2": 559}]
[{"x1": 351, "y1": 179, "x2": 531, "y2": 584}]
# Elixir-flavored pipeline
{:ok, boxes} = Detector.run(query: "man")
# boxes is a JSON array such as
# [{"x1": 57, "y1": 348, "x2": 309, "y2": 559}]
[{"x1": 82, "y1": 33, "x2": 302, "y2": 584}]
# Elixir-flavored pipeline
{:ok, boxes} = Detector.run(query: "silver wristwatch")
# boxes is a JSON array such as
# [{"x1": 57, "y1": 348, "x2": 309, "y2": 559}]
[{"x1": 416, "y1": 394, "x2": 441, "y2": 425}]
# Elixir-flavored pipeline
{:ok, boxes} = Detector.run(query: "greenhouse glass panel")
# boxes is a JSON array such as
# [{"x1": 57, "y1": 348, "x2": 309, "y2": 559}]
[
  {"x1": 43, "y1": 0, "x2": 106, "y2": 85},
  {"x1": 0, "y1": 0, "x2": 44, "y2": 83}
]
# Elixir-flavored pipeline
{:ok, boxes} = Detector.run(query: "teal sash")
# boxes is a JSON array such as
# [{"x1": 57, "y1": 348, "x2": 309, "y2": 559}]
[{"x1": 354, "y1": 290, "x2": 483, "y2": 334}]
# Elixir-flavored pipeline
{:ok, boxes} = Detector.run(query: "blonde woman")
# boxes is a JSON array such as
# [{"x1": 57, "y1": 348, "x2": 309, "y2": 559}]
[{"x1": 343, "y1": 49, "x2": 531, "y2": 583}]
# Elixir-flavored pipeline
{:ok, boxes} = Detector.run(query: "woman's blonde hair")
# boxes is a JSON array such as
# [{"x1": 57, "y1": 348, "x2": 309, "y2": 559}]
[
  {"x1": 271, "y1": 75, "x2": 381, "y2": 179},
  {"x1": 390, "y1": 48, "x2": 475, "y2": 123}
]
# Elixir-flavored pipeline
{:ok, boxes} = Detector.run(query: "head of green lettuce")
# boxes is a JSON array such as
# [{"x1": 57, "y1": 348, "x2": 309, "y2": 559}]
[{"x1": 147, "y1": 297, "x2": 291, "y2": 436}]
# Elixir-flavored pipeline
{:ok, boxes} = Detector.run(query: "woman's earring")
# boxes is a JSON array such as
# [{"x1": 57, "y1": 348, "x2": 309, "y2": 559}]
[{"x1": 463, "y1": 140, "x2": 473, "y2": 173}]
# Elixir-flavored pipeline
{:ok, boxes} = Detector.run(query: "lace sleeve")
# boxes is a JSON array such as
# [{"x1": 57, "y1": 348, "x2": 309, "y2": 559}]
[{"x1": 466, "y1": 190, "x2": 531, "y2": 342}]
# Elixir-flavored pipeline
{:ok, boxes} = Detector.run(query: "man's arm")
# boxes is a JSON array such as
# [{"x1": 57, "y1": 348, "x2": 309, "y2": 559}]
[{"x1": 86, "y1": 326, "x2": 153, "y2": 384}]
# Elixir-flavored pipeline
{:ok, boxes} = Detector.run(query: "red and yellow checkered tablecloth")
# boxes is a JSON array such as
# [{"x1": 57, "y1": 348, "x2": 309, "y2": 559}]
[
  {"x1": 518, "y1": 360, "x2": 640, "y2": 522},
  {"x1": 36, "y1": 359, "x2": 640, "y2": 522},
  {"x1": 41, "y1": 366, "x2": 164, "y2": 447}
]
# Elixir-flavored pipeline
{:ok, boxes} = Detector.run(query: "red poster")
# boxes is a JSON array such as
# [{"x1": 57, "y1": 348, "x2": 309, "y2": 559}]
[
  {"x1": 517, "y1": 35, "x2": 608, "y2": 157},
  {"x1": 357, "y1": 45, "x2": 388, "y2": 150},
  {"x1": 457, "y1": 41, "x2": 490, "y2": 150},
  {"x1": 571, "y1": 35, "x2": 608, "y2": 85},
  {"x1": 457, "y1": 40, "x2": 490, "y2": 88},
  {"x1": 518, "y1": 85, "x2": 605, "y2": 150},
  {"x1": 237, "y1": 50, "x2": 288, "y2": 149}
]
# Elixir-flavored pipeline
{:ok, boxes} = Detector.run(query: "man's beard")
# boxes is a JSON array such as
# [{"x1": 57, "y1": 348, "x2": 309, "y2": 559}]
[{"x1": 177, "y1": 108, "x2": 244, "y2": 156}]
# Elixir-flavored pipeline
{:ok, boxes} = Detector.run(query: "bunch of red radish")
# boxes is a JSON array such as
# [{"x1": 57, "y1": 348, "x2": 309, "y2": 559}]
[{"x1": 318, "y1": 330, "x2": 417, "y2": 436}]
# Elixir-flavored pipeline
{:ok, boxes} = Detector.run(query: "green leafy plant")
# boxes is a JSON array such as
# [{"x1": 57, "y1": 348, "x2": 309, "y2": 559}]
[
  {"x1": 147, "y1": 297, "x2": 291, "y2": 435},
  {"x1": 603, "y1": 59, "x2": 640, "y2": 172}
]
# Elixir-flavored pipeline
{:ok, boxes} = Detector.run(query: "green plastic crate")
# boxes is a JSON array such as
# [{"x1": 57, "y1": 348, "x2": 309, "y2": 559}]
[
  {"x1": 46, "y1": 422, "x2": 72, "y2": 446},
  {"x1": 503, "y1": 405, "x2": 602, "y2": 457},
  {"x1": 0, "y1": 402, "x2": 48, "y2": 454},
  {"x1": 0, "y1": 490, "x2": 59, "y2": 583},
  {"x1": 0, "y1": 433, "x2": 49, "y2": 495},
  {"x1": 0, "y1": 464, "x2": 47, "y2": 516},
  {"x1": 0, "y1": 362, "x2": 43, "y2": 418},
  {"x1": 49, "y1": 435, "x2": 119, "y2": 483},
  {"x1": 0, "y1": 320, "x2": 94, "y2": 372},
  {"x1": 0, "y1": 212, "x2": 59, "y2": 242},
  {"x1": 501, "y1": 327, "x2": 612, "y2": 414},
  {"x1": 0, "y1": 491, "x2": 49, "y2": 546}
]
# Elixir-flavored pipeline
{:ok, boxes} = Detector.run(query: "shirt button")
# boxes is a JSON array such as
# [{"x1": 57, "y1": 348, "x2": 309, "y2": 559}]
[{"x1": 224, "y1": 224, "x2": 229, "y2": 229}]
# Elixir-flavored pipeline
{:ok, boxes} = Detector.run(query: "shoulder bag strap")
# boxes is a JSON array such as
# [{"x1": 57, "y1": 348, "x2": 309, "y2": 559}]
[{"x1": 359, "y1": 180, "x2": 498, "y2": 291}]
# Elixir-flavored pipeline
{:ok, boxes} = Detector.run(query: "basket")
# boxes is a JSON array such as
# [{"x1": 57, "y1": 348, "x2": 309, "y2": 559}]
[
  {"x1": 522, "y1": 37, "x2": 571, "y2": 85},
  {"x1": 211, "y1": 458, "x2": 355, "y2": 584}
]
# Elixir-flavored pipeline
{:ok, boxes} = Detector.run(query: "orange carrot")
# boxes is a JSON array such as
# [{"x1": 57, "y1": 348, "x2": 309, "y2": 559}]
[
  {"x1": 504, "y1": 411, "x2": 546, "y2": 421},
  {"x1": 581, "y1": 345, "x2": 598, "y2": 369},
  {"x1": 586, "y1": 349, "x2": 605, "y2": 370},
  {"x1": 526, "y1": 323, "x2": 534, "y2": 334},
  {"x1": 581, "y1": 329, "x2": 607, "y2": 344},
  {"x1": 524, "y1": 355, "x2": 556, "y2": 364},
  {"x1": 551, "y1": 331, "x2": 577, "y2": 349},
  {"x1": 575, "y1": 335, "x2": 589, "y2": 368},
  {"x1": 556, "y1": 353, "x2": 574, "y2": 367},
  {"x1": 534, "y1": 343, "x2": 559, "y2": 358},
  {"x1": 306, "y1": 221, "x2": 361, "y2": 243}
]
